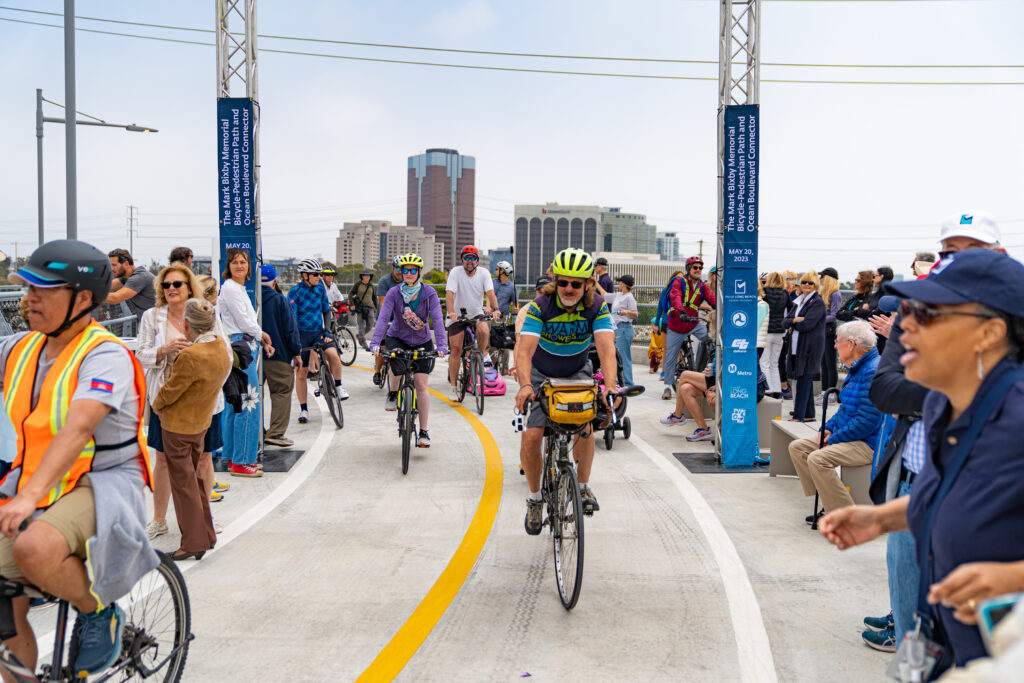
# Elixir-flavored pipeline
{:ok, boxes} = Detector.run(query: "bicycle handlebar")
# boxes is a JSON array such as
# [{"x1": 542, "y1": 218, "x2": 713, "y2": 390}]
[{"x1": 385, "y1": 348, "x2": 440, "y2": 360}]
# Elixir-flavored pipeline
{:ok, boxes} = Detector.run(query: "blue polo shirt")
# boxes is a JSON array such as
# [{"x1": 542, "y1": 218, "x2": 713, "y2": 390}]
[
  {"x1": 907, "y1": 357, "x2": 1024, "y2": 666},
  {"x1": 492, "y1": 278, "x2": 517, "y2": 316},
  {"x1": 520, "y1": 293, "x2": 613, "y2": 377}
]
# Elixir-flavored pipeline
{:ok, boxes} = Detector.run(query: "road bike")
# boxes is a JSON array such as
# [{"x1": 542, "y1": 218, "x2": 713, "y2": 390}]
[
  {"x1": 673, "y1": 316, "x2": 709, "y2": 384},
  {"x1": 383, "y1": 347, "x2": 439, "y2": 474},
  {"x1": 527, "y1": 381, "x2": 643, "y2": 610},
  {"x1": 0, "y1": 550, "x2": 191, "y2": 682},
  {"x1": 328, "y1": 312, "x2": 358, "y2": 367},
  {"x1": 304, "y1": 336, "x2": 345, "y2": 429},
  {"x1": 452, "y1": 309, "x2": 485, "y2": 416}
]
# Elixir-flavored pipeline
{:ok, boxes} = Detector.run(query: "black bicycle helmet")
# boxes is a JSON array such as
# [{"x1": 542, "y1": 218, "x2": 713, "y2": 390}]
[{"x1": 10, "y1": 239, "x2": 113, "y2": 336}]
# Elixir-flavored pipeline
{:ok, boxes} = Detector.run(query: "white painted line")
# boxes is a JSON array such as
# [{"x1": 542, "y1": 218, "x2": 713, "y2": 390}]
[
  {"x1": 630, "y1": 433, "x2": 777, "y2": 683},
  {"x1": 37, "y1": 398, "x2": 335, "y2": 660}
]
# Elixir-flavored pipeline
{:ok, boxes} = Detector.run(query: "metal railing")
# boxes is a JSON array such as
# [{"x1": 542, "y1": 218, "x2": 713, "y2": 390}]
[{"x1": 0, "y1": 291, "x2": 137, "y2": 339}]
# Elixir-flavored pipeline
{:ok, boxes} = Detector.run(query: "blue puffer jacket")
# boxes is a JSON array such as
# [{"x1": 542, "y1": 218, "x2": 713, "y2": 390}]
[{"x1": 825, "y1": 347, "x2": 884, "y2": 450}]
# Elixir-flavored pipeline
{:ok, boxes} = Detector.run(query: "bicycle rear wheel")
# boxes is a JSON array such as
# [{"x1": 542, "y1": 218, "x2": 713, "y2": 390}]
[
  {"x1": 472, "y1": 353, "x2": 485, "y2": 415},
  {"x1": 400, "y1": 385, "x2": 414, "y2": 474},
  {"x1": 552, "y1": 463, "x2": 584, "y2": 610},
  {"x1": 320, "y1": 362, "x2": 344, "y2": 429},
  {"x1": 456, "y1": 354, "x2": 468, "y2": 403},
  {"x1": 114, "y1": 551, "x2": 191, "y2": 682},
  {"x1": 335, "y1": 327, "x2": 358, "y2": 366}
]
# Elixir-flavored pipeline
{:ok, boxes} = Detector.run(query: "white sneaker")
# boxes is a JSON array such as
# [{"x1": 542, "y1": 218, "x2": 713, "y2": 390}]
[
  {"x1": 385, "y1": 392, "x2": 398, "y2": 411},
  {"x1": 337, "y1": 384, "x2": 350, "y2": 400},
  {"x1": 448, "y1": 385, "x2": 460, "y2": 401},
  {"x1": 298, "y1": 409, "x2": 309, "y2": 424}
]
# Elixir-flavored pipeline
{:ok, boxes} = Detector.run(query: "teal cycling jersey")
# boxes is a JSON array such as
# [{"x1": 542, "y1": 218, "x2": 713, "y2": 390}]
[{"x1": 520, "y1": 292, "x2": 613, "y2": 377}]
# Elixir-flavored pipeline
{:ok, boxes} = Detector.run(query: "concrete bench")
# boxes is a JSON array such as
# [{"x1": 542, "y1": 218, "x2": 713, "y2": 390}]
[
  {"x1": 769, "y1": 420, "x2": 819, "y2": 477},
  {"x1": 841, "y1": 464, "x2": 872, "y2": 506}
]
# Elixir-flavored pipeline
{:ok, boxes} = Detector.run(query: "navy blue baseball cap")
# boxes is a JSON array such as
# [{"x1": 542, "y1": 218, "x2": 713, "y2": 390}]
[
  {"x1": 260, "y1": 264, "x2": 277, "y2": 283},
  {"x1": 883, "y1": 250, "x2": 1024, "y2": 318}
]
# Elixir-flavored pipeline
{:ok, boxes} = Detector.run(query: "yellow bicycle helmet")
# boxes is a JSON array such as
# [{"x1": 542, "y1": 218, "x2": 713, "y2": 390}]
[
  {"x1": 398, "y1": 253, "x2": 425, "y2": 269},
  {"x1": 551, "y1": 248, "x2": 595, "y2": 279}
]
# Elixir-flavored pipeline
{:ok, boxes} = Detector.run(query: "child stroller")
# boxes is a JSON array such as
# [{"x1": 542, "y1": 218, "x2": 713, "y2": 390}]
[{"x1": 589, "y1": 346, "x2": 631, "y2": 451}]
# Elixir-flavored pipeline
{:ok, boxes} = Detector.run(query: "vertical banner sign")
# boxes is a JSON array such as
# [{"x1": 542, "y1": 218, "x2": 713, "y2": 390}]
[
  {"x1": 217, "y1": 98, "x2": 257, "y2": 304},
  {"x1": 721, "y1": 104, "x2": 760, "y2": 467}
]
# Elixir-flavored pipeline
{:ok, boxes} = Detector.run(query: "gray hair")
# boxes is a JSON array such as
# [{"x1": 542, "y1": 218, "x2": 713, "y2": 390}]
[
  {"x1": 183, "y1": 298, "x2": 217, "y2": 335},
  {"x1": 837, "y1": 320, "x2": 877, "y2": 350},
  {"x1": 914, "y1": 252, "x2": 937, "y2": 263}
]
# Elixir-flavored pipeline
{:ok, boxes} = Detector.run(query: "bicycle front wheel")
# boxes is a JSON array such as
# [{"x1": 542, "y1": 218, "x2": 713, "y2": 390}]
[
  {"x1": 456, "y1": 355, "x2": 468, "y2": 403},
  {"x1": 115, "y1": 551, "x2": 191, "y2": 682},
  {"x1": 336, "y1": 327, "x2": 358, "y2": 366},
  {"x1": 400, "y1": 385, "x2": 414, "y2": 474},
  {"x1": 552, "y1": 464, "x2": 584, "y2": 610},
  {"x1": 320, "y1": 362, "x2": 344, "y2": 429},
  {"x1": 472, "y1": 353, "x2": 485, "y2": 415}
]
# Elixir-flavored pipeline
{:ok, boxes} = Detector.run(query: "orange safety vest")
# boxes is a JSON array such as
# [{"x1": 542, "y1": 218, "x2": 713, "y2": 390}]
[{"x1": 1, "y1": 321, "x2": 152, "y2": 509}]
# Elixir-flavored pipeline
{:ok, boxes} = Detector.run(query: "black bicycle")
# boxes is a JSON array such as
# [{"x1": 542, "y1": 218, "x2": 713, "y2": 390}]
[
  {"x1": 328, "y1": 313, "x2": 358, "y2": 367},
  {"x1": 305, "y1": 337, "x2": 344, "y2": 429},
  {"x1": 673, "y1": 316, "x2": 708, "y2": 383},
  {"x1": 453, "y1": 309, "x2": 485, "y2": 415},
  {"x1": 0, "y1": 551, "x2": 191, "y2": 682},
  {"x1": 529, "y1": 381, "x2": 643, "y2": 610},
  {"x1": 384, "y1": 347, "x2": 439, "y2": 474}
]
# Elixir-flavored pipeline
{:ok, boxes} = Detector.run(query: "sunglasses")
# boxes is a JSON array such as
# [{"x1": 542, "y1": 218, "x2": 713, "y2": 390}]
[
  {"x1": 160, "y1": 281, "x2": 188, "y2": 290},
  {"x1": 400, "y1": 267, "x2": 420, "y2": 275},
  {"x1": 307, "y1": 272, "x2": 321, "y2": 277},
  {"x1": 800, "y1": 281, "x2": 815, "y2": 286},
  {"x1": 690, "y1": 266, "x2": 703, "y2": 271},
  {"x1": 462, "y1": 255, "x2": 478, "y2": 262},
  {"x1": 556, "y1": 279, "x2": 584, "y2": 290},
  {"x1": 899, "y1": 299, "x2": 996, "y2": 326}
]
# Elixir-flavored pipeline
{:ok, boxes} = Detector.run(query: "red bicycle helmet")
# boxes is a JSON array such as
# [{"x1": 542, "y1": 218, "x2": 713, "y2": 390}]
[
  {"x1": 460, "y1": 245, "x2": 480, "y2": 258},
  {"x1": 686, "y1": 256, "x2": 704, "y2": 268}
]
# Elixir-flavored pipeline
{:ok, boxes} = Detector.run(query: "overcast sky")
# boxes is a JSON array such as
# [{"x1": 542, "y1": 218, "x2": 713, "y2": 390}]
[{"x1": 1, "y1": 0, "x2": 1022, "y2": 279}]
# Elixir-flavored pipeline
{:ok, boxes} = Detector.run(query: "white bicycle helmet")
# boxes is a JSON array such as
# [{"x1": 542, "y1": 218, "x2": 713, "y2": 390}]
[
  {"x1": 496, "y1": 260, "x2": 513, "y2": 275},
  {"x1": 298, "y1": 258, "x2": 322, "y2": 274}
]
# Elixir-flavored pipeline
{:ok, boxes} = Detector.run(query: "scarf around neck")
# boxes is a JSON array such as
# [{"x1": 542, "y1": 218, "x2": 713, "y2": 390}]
[{"x1": 401, "y1": 282, "x2": 422, "y2": 304}]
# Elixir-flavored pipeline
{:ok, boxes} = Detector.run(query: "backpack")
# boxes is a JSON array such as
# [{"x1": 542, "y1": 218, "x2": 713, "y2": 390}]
[{"x1": 654, "y1": 277, "x2": 680, "y2": 330}]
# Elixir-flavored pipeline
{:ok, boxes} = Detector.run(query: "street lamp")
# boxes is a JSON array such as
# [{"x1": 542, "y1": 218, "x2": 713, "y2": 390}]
[{"x1": 35, "y1": 88, "x2": 158, "y2": 246}]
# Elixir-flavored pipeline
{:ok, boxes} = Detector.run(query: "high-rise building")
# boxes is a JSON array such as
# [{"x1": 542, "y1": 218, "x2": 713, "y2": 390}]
[
  {"x1": 600, "y1": 208, "x2": 657, "y2": 254},
  {"x1": 488, "y1": 247, "x2": 513, "y2": 272},
  {"x1": 656, "y1": 232, "x2": 680, "y2": 262},
  {"x1": 407, "y1": 148, "x2": 475, "y2": 271},
  {"x1": 335, "y1": 220, "x2": 445, "y2": 274},
  {"x1": 513, "y1": 204, "x2": 601, "y2": 286}
]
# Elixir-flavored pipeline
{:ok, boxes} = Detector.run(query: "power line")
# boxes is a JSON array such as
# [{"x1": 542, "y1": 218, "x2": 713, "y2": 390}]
[{"x1": 1, "y1": 14, "x2": 1022, "y2": 85}]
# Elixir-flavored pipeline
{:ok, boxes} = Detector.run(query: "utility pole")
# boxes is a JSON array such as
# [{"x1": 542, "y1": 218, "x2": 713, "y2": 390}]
[
  {"x1": 698, "y1": 239, "x2": 704, "y2": 261},
  {"x1": 64, "y1": 0, "x2": 77, "y2": 239},
  {"x1": 126, "y1": 205, "x2": 139, "y2": 254}
]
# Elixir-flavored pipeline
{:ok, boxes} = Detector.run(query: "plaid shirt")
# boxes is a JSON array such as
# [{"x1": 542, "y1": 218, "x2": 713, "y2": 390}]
[
  {"x1": 288, "y1": 281, "x2": 330, "y2": 333},
  {"x1": 901, "y1": 420, "x2": 926, "y2": 474}
]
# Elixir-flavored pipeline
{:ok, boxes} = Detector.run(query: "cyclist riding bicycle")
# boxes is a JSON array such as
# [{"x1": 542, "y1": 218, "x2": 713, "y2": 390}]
[
  {"x1": 660, "y1": 255, "x2": 716, "y2": 400},
  {"x1": 515, "y1": 247, "x2": 617, "y2": 534},
  {"x1": 289, "y1": 258, "x2": 348, "y2": 425},
  {"x1": 370, "y1": 253, "x2": 448, "y2": 447},
  {"x1": 446, "y1": 245, "x2": 500, "y2": 401},
  {"x1": 319, "y1": 266, "x2": 344, "y2": 306},
  {"x1": 0, "y1": 240, "x2": 157, "y2": 678}
]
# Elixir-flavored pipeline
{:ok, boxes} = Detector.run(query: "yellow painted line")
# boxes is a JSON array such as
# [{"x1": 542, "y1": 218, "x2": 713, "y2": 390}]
[{"x1": 350, "y1": 363, "x2": 504, "y2": 682}]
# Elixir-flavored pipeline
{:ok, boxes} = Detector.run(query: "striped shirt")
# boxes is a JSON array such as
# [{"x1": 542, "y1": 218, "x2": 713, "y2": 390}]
[{"x1": 520, "y1": 293, "x2": 613, "y2": 377}]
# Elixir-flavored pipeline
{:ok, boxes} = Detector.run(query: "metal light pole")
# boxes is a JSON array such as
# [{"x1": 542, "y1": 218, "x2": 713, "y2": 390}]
[
  {"x1": 64, "y1": 0, "x2": 77, "y2": 240},
  {"x1": 35, "y1": 89, "x2": 158, "y2": 246}
]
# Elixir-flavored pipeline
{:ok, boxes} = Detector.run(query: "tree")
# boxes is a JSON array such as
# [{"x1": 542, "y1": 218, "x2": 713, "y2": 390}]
[
  {"x1": 423, "y1": 269, "x2": 447, "y2": 284},
  {"x1": 337, "y1": 262, "x2": 365, "y2": 282},
  {"x1": 372, "y1": 259, "x2": 392, "y2": 280},
  {"x1": 148, "y1": 258, "x2": 166, "y2": 276}
]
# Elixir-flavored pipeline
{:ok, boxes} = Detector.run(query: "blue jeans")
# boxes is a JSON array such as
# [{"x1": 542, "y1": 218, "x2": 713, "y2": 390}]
[
  {"x1": 614, "y1": 324, "x2": 635, "y2": 387},
  {"x1": 222, "y1": 334, "x2": 261, "y2": 466},
  {"x1": 887, "y1": 480, "x2": 919, "y2": 642},
  {"x1": 663, "y1": 323, "x2": 709, "y2": 387}
]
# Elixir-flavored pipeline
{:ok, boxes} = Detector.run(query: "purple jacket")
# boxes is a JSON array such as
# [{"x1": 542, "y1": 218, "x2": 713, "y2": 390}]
[{"x1": 370, "y1": 284, "x2": 448, "y2": 354}]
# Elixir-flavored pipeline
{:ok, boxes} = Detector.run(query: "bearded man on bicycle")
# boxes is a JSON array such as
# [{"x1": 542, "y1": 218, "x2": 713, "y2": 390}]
[
  {"x1": 0, "y1": 240, "x2": 157, "y2": 678},
  {"x1": 370, "y1": 254, "x2": 447, "y2": 448},
  {"x1": 290, "y1": 258, "x2": 348, "y2": 425},
  {"x1": 661, "y1": 255, "x2": 716, "y2": 400},
  {"x1": 514, "y1": 247, "x2": 617, "y2": 534},
  {"x1": 445, "y1": 245, "x2": 500, "y2": 402}
]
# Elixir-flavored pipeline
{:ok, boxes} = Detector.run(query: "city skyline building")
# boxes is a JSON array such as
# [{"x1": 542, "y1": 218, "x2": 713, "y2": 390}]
[
  {"x1": 600, "y1": 208, "x2": 657, "y2": 254},
  {"x1": 407, "y1": 148, "x2": 475, "y2": 271},
  {"x1": 597, "y1": 251, "x2": 689, "y2": 289},
  {"x1": 513, "y1": 203, "x2": 601, "y2": 286},
  {"x1": 335, "y1": 220, "x2": 446, "y2": 274},
  {"x1": 656, "y1": 231, "x2": 681, "y2": 262}
]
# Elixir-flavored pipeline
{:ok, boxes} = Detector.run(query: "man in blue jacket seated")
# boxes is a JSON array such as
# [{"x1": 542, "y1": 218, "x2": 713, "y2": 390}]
[{"x1": 789, "y1": 320, "x2": 883, "y2": 518}]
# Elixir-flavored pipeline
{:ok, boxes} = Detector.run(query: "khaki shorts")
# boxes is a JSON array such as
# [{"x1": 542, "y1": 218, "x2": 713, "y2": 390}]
[{"x1": 0, "y1": 476, "x2": 96, "y2": 581}]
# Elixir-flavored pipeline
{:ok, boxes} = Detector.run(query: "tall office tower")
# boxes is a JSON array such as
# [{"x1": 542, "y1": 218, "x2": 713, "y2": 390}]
[
  {"x1": 407, "y1": 148, "x2": 475, "y2": 271},
  {"x1": 600, "y1": 208, "x2": 658, "y2": 254},
  {"x1": 513, "y1": 203, "x2": 601, "y2": 287},
  {"x1": 656, "y1": 231, "x2": 681, "y2": 261}
]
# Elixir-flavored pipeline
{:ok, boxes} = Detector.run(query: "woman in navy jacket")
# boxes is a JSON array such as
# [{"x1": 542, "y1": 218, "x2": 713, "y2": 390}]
[{"x1": 784, "y1": 271, "x2": 827, "y2": 421}]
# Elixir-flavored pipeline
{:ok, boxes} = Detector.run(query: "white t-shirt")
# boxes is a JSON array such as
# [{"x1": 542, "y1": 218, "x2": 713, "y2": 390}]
[{"x1": 445, "y1": 266, "x2": 494, "y2": 323}]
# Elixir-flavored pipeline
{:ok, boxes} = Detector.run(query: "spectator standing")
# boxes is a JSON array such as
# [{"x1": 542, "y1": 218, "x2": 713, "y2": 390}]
[
  {"x1": 195, "y1": 275, "x2": 230, "y2": 509},
  {"x1": 661, "y1": 257, "x2": 715, "y2": 400},
  {"x1": 778, "y1": 269, "x2": 802, "y2": 399},
  {"x1": 789, "y1": 320, "x2": 883, "y2": 518},
  {"x1": 784, "y1": 272, "x2": 826, "y2": 421},
  {"x1": 837, "y1": 270, "x2": 875, "y2": 322},
  {"x1": 169, "y1": 246, "x2": 194, "y2": 269},
  {"x1": 260, "y1": 265, "x2": 301, "y2": 447},
  {"x1": 756, "y1": 288, "x2": 769, "y2": 363},
  {"x1": 817, "y1": 267, "x2": 843, "y2": 403},
  {"x1": 610, "y1": 275, "x2": 638, "y2": 387},
  {"x1": 219, "y1": 248, "x2": 274, "y2": 477},
  {"x1": 594, "y1": 257, "x2": 614, "y2": 298},
  {"x1": 106, "y1": 248, "x2": 155, "y2": 322},
  {"x1": 349, "y1": 269, "x2": 379, "y2": 350},
  {"x1": 761, "y1": 272, "x2": 790, "y2": 398},
  {"x1": 151, "y1": 298, "x2": 231, "y2": 561}
]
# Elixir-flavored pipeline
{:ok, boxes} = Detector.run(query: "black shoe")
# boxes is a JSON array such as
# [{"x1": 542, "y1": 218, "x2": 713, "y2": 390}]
[
  {"x1": 372, "y1": 372, "x2": 382, "y2": 386},
  {"x1": 805, "y1": 509, "x2": 826, "y2": 525}
]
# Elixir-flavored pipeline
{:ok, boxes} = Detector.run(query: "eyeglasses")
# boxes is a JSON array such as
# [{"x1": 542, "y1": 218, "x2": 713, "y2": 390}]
[
  {"x1": 462, "y1": 255, "x2": 478, "y2": 262},
  {"x1": 306, "y1": 272, "x2": 321, "y2": 277},
  {"x1": 899, "y1": 299, "x2": 996, "y2": 326},
  {"x1": 400, "y1": 267, "x2": 420, "y2": 275},
  {"x1": 556, "y1": 279, "x2": 584, "y2": 290},
  {"x1": 800, "y1": 281, "x2": 815, "y2": 286},
  {"x1": 690, "y1": 266, "x2": 703, "y2": 271},
  {"x1": 160, "y1": 281, "x2": 187, "y2": 290}
]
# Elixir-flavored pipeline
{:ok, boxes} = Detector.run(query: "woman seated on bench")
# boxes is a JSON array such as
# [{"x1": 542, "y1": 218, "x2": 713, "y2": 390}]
[{"x1": 660, "y1": 358, "x2": 767, "y2": 442}]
